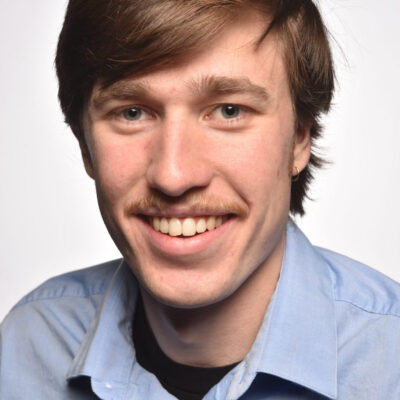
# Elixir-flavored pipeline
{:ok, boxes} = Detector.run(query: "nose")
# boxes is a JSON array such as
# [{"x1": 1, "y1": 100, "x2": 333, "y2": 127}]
[{"x1": 145, "y1": 115, "x2": 213, "y2": 197}]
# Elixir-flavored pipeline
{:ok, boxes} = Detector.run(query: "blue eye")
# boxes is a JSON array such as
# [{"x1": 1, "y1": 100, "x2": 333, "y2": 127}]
[
  {"x1": 221, "y1": 105, "x2": 240, "y2": 119},
  {"x1": 122, "y1": 107, "x2": 142, "y2": 121}
]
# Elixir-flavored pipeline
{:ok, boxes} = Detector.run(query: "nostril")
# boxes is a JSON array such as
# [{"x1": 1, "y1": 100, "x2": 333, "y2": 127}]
[{"x1": 145, "y1": 151, "x2": 213, "y2": 197}]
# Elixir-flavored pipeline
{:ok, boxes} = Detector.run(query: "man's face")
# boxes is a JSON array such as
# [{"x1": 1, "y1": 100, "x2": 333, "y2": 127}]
[{"x1": 83, "y1": 12, "x2": 310, "y2": 308}]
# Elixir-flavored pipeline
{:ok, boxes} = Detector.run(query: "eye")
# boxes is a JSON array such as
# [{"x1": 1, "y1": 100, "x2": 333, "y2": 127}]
[
  {"x1": 204, "y1": 103, "x2": 251, "y2": 128},
  {"x1": 122, "y1": 107, "x2": 143, "y2": 121},
  {"x1": 220, "y1": 105, "x2": 241, "y2": 119}
]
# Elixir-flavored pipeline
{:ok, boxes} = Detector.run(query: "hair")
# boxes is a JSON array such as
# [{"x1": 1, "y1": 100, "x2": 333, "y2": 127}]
[{"x1": 56, "y1": 0, "x2": 334, "y2": 216}]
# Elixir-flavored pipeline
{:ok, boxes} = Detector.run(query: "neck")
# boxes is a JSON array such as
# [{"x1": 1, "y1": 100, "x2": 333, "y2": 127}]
[{"x1": 140, "y1": 232, "x2": 285, "y2": 368}]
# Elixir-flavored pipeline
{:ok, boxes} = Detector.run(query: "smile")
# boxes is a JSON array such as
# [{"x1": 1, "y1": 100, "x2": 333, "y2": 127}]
[{"x1": 148, "y1": 215, "x2": 230, "y2": 237}]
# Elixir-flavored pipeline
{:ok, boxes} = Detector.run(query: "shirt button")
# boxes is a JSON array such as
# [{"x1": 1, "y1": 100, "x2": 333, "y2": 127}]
[{"x1": 105, "y1": 383, "x2": 112, "y2": 389}]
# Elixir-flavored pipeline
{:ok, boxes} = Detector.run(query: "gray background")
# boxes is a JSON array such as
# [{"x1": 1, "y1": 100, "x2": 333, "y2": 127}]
[{"x1": 1, "y1": 0, "x2": 399, "y2": 321}]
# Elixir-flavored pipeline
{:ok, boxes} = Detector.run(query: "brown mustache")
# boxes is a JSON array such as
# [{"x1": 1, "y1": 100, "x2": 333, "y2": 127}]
[{"x1": 125, "y1": 192, "x2": 249, "y2": 217}]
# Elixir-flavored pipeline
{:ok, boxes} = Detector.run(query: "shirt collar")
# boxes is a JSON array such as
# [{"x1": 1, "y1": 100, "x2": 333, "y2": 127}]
[
  {"x1": 245, "y1": 219, "x2": 337, "y2": 399},
  {"x1": 67, "y1": 260, "x2": 139, "y2": 395}
]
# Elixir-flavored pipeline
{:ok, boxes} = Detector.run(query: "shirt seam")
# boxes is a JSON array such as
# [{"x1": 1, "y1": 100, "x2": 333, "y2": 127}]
[
  {"x1": 334, "y1": 298, "x2": 400, "y2": 318},
  {"x1": 12, "y1": 290, "x2": 107, "y2": 311}
]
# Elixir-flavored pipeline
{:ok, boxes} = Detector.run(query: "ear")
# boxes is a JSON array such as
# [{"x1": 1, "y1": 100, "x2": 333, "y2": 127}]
[
  {"x1": 79, "y1": 139, "x2": 95, "y2": 179},
  {"x1": 292, "y1": 124, "x2": 311, "y2": 174}
]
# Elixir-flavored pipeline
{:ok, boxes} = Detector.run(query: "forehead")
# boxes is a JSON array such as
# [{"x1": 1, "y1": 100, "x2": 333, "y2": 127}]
[{"x1": 90, "y1": 11, "x2": 288, "y2": 106}]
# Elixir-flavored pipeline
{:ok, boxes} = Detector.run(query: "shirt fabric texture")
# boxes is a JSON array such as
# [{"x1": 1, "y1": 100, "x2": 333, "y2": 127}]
[{"x1": 1, "y1": 219, "x2": 400, "y2": 399}]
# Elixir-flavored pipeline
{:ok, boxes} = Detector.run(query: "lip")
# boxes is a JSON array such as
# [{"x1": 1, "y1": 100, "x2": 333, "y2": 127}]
[{"x1": 136, "y1": 215, "x2": 235, "y2": 257}]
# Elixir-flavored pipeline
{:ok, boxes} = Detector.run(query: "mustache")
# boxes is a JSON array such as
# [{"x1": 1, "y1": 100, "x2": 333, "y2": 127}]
[{"x1": 125, "y1": 191, "x2": 249, "y2": 217}]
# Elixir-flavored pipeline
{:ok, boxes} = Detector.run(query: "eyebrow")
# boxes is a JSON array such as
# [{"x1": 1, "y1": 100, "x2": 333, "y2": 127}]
[
  {"x1": 91, "y1": 81, "x2": 151, "y2": 111},
  {"x1": 91, "y1": 74, "x2": 271, "y2": 111},
  {"x1": 189, "y1": 75, "x2": 271, "y2": 105}
]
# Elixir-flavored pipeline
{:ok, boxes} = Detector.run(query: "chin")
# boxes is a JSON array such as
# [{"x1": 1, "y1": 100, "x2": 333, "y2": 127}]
[{"x1": 138, "y1": 267, "x2": 237, "y2": 310}]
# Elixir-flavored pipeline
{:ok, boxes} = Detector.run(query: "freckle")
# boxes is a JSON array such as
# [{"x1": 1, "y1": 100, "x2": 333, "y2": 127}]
[{"x1": 276, "y1": 168, "x2": 281, "y2": 177}]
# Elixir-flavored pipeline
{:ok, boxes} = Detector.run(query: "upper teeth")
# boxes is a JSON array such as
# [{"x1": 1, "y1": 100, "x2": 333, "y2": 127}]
[{"x1": 151, "y1": 216, "x2": 226, "y2": 237}]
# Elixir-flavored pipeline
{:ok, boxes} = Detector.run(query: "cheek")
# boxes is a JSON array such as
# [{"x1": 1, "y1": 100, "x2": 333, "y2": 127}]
[
  {"x1": 91, "y1": 135, "x2": 150, "y2": 201},
  {"x1": 214, "y1": 127, "x2": 292, "y2": 194}
]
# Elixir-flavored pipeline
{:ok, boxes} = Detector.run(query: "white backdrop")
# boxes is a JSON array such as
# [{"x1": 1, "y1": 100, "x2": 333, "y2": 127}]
[{"x1": 1, "y1": 0, "x2": 399, "y2": 321}]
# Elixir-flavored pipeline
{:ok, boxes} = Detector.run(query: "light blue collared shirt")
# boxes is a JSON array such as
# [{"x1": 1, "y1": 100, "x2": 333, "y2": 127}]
[{"x1": 1, "y1": 220, "x2": 400, "y2": 399}]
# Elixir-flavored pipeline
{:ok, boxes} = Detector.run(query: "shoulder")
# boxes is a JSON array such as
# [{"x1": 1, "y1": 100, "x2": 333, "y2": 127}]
[
  {"x1": 315, "y1": 250, "x2": 400, "y2": 397},
  {"x1": 1, "y1": 258, "x2": 123, "y2": 344},
  {"x1": 12, "y1": 258, "x2": 122, "y2": 311},
  {"x1": 316, "y1": 247, "x2": 400, "y2": 317},
  {"x1": 0, "y1": 259, "x2": 123, "y2": 398}
]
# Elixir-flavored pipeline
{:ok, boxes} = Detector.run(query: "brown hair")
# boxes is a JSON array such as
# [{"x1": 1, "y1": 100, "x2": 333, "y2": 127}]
[{"x1": 56, "y1": 0, "x2": 334, "y2": 215}]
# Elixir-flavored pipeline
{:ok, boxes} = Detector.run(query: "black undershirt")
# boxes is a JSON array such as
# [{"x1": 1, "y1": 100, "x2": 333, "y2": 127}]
[{"x1": 132, "y1": 295, "x2": 240, "y2": 400}]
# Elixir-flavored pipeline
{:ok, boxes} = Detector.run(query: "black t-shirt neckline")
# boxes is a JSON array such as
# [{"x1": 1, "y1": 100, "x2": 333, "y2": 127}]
[{"x1": 132, "y1": 294, "x2": 240, "y2": 400}]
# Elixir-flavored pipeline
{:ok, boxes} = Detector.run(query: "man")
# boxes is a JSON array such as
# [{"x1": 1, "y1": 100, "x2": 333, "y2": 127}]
[{"x1": 1, "y1": 0, "x2": 399, "y2": 399}]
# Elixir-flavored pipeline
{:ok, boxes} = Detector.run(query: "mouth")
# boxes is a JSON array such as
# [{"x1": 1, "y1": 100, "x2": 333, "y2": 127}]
[{"x1": 139, "y1": 214, "x2": 232, "y2": 238}]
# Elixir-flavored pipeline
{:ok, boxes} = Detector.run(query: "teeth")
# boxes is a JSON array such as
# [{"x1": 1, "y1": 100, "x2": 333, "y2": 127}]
[
  {"x1": 169, "y1": 217, "x2": 182, "y2": 236},
  {"x1": 153, "y1": 217, "x2": 160, "y2": 232},
  {"x1": 182, "y1": 218, "x2": 196, "y2": 236},
  {"x1": 151, "y1": 215, "x2": 228, "y2": 237},
  {"x1": 206, "y1": 216, "x2": 216, "y2": 231},
  {"x1": 160, "y1": 217, "x2": 169, "y2": 234},
  {"x1": 196, "y1": 218, "x2": 207, "y2": 233}
]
